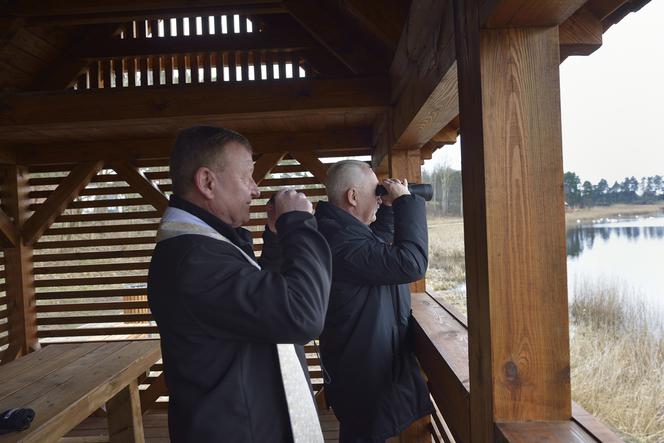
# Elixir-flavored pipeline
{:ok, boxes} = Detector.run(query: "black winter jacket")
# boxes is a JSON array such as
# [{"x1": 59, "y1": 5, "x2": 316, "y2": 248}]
[
  {"x1": 148, "y1": 197, "x2": 331, "y2": 442},
  {"x1": 315, "y1": 196, "x2": 433, "y2": 439}
]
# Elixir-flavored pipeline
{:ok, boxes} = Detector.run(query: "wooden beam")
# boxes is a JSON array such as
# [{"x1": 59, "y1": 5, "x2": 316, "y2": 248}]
[
  {"x1": 0, "y1": 207, "x2": 17, "y2": 247},
  {"x1": 10, "y1": 1, "x2": 285, "y2": 26},
  {"x1": 1, "y1": 165, "x2": 39, "y2": 357},
  {"x1": 482, "y1": 0, "x2": 589, "y2": 27},
  {"x1": 0, "y1": 77, "x2": 388, "y2": 129},
  {"x1": 107, "y1": 380, "x2": 145, "y2": 443},
  {"x1": 288, "y1": 151, "x2": 328, "y2": 183},
  {"x1": 253, "y1": 152, "x2": 286, "y2": 185},
  {"x1": 140, "y1": 373, "x2": 167, "y2": 415},
  {"x1": 559, "y1": 5, "x2": 603, "y2": 60},
  {"x1": 455, "y1": 0, "x2": 571, "y2": 430},
  {"x1": 372, "y1": 0, "x2": 458, "y2": 169},
  {"x1": 12, "y1": 128, "x2": 372, "y2": 164},
  {"x1": 111, "y1": 161, "x2": 169, "y2": 214},
  {"x1": 73, "y1": 27, "x2": 315, "y2": 60},
  {"x1": 339, "y1": 0, "x2": 411, "y2": 51},
  {"x1": 22, "y1": 161, "x2": 104, "y2": 245},
  {"x1": 284, "y1": 0, "x2": 392, "y2": 74}
]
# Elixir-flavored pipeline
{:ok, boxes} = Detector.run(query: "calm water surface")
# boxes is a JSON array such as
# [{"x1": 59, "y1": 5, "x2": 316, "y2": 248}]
[{"x1": 566, "y1": 215, "x2": 664, "y2": 314}]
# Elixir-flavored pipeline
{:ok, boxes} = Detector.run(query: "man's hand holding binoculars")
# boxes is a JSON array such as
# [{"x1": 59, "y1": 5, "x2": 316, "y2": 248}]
[
  {"x1": 266, "y1": 189, "x2": 313, "y2": 233},
  {"x1": 379, "y1": 178, "x2": 410, "y2": 206}
]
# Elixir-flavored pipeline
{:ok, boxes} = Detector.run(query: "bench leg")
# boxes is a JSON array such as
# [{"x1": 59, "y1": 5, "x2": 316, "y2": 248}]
[{"x1": 106, "y1": 379, "x2": 145, "y2": 443}]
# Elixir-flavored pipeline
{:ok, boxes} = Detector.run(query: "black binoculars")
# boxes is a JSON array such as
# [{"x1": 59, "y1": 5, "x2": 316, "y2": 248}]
[{"x1": 375, "y1": 183, "x2": 433, "y2": 201}]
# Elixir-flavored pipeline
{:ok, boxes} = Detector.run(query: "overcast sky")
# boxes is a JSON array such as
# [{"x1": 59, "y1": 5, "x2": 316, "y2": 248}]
[{"x1": 423, "y1": 1, "x2": 664, "y2": 185}]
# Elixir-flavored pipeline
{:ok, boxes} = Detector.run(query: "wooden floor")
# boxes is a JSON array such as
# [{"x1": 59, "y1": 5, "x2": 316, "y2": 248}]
[{"x1": 61, "y1": 408, "x2": 341, "y2": 443}]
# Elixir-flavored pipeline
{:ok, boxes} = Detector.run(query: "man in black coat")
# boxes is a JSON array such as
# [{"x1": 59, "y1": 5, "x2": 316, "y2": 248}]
[
  {"x1": 315, "y1": 160, "x2": 433, "y2": 442},
  {"x1": 148, "y1": 126, "x2": 332, "y2": 442}
]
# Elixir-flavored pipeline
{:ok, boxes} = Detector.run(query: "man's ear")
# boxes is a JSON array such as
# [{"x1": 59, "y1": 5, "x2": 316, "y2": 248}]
[
  {"x1": 193, "y1": 166, "x2": 215, "y2": 200},
  {"x1": 346, "y1": 187, "x2": 358, "y2": 207}
]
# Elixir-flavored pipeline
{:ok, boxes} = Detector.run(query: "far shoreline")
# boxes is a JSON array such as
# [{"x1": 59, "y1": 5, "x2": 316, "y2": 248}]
[{"x1": 565, "y1": 203, "x2": 664, "y2": 224}]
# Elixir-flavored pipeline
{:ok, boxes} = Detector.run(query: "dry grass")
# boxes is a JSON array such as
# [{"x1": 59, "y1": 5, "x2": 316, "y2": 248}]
[
  {"x1": 426, "y1": 216, "x2": 664, "y2": 441},
  {"x1": 570, "y1": 278, "x2": 664, "y2": 443},
  {"x1": 566, "y1": 203, "x2": 664, "y2": 224}
]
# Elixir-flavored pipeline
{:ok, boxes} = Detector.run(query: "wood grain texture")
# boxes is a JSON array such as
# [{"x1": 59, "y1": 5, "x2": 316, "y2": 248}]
[
  {"x1": 253, "y1": 152, "x2": 286, "y2": 185},
  {"x1": 482, "y1": 0, "x2": 588, "y2": 27},
  {"x1": 111, "y1": 162, "x2": 169, "y2": 214},
  {"x1": 559, "y1": 5, "x2": 603, "y2": 60},
  {"x1": 22, "y1": 161, "x2": 104, "y2": 245},
  {"x1": 106, "y1": 380, "x2": 145, "y2": 443},
  {"x1": 480, "y1": 26, "x2": 570, "y2": 421}
]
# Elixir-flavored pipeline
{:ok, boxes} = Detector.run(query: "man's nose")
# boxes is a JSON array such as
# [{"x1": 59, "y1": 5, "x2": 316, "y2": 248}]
[{"x1": 250, "y1": 180, "x2": 260, "y2": 198}]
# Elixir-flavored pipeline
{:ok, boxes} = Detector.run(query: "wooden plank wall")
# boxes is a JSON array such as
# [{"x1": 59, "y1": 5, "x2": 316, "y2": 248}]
[
  {"x1": 74, "y1": 14, "x2": 307, "y2": 91},
  {"x1": 0, "y1": 252, "x2": 7, "y2": 360},
  {"x1": 24, "y1": 151, "x2": 360, "y2": 407}
]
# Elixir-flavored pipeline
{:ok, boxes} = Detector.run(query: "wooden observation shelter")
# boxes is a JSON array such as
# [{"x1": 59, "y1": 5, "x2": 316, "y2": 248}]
[{"x1": 0, "y1": 1, "x2": 651, "y2": 441}]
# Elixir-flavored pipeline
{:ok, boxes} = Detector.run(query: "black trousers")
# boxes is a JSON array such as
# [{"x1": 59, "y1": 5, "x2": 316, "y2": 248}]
[{"x1": 338, "y1": 423, "x2": 387, "y2": 443}]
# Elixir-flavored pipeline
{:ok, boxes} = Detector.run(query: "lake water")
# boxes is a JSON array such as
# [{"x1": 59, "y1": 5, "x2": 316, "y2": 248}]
[{"x1": 566, "y1": 215, "x2": 664, "y2": 314}]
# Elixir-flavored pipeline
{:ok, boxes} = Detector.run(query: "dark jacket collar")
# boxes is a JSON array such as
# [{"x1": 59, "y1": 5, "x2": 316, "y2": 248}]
[
  {"x1": 169, "y1": 195, "x2": 255, "y2": 257},
  {"x1": 315, "y1": 201, "x2": 371, "y2": 232}
]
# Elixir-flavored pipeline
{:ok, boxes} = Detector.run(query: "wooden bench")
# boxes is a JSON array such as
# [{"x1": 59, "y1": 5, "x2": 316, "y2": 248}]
[{"x1": 0, "y1": 340, "x2": 161, "y2": 443}]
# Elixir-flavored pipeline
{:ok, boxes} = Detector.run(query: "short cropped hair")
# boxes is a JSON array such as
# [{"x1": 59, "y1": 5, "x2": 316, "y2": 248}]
[
  {"x1": 170, "y1": 126, "x2": 251, "y2": 197},
  {"x1": 325, "y1": 160, "x2": 373, "y2": 205}
]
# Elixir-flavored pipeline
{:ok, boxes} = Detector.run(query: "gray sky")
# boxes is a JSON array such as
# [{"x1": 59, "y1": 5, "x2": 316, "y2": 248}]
[{"x1": 424, "y1": 1, "x2": 664, "y2": 185}]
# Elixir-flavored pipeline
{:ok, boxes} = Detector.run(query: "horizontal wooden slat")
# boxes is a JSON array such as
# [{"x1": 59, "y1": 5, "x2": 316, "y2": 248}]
[
  {"x1": 0, "y1": 322, "x2": 8, "y2": 334},
  {"x1": 30, "y1": 174, "x2": 123, "y2": 187},
  {"x1": 136, "y1": 159, "x2": 169, "y2": 168},
  {"x1": 32, "y1": 184, "x2": 172, "y2": 199},
  {"x1": 56, "y1": 210, "x2": 161, "y2": 223},
  {"x1": 35, "y1": 275, "x2": 147, "y2": 288},
  {"x1": 33, "y1": 249, "x2": 154, "y2": 263},
  {"x1": 44, "y1": 223, "x2": 159, "y2": 236},
  {"x1": 0, "y1": 334, "x2": 9, "y2": 347},
  {"x1": 28, "y1": 164, "x2": 76, "y2": 173},
  {"x1": 38, "y1": 326, "x2": 158, "y2": 338},
  {"x1": 259, "y1": 176, "x2": 319, "y2": 187},
  {"x1": 38, "y1": 313, "x2": 153, "y2": 325},
  {"x1": 30, "y1": 198, "x2": 149, "y2": 211},
  {"x1": 34, "y1": 261, "x2": 150, "y2": 274},
  {"x1": 38, "y1": 301, "x2": 149, "y2": 313},
  {"x1": 0, "y1": 309, "x2": 7, "y2": 319},
  {"x1": 0, "y1": 296, "x2": 7, "y2": 306},
  {"x1": 270, "y1": 164, "x2": 308, "y2": 174},
  {"x1": 36, "y1": 288, "x2": 146, "y2": 300},
  {"x1": 34, "y1": 236, "x2": 155, "y2": 249},
  {"x1": 260, "y1": 187, "x2": 326, "y2": 198}
]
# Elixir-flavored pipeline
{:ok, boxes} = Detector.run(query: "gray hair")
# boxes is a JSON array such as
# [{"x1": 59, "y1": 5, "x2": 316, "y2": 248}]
[
  {"x1": 325, "y1": 160, "x2": 373, "y2": 205},
  {"x1": 170, "y1": 125, "x2": 251, "y2": 197}
]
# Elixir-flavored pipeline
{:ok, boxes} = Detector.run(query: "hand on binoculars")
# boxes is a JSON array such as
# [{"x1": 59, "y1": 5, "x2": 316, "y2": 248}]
[
  {"x1": 270, "y1": 189, "x2": 314, "y2": 229},
  {"x1": 381, "y1": 178, "x2": 410, "y2": 206}
]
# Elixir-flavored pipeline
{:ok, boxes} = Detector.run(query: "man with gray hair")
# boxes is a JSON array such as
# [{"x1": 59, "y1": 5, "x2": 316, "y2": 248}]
[
  {"x1": 314, "y1": 160, "x2": 432, "y2": 442},
  {"x1": 148, "y1": 125, "x2": 331, "y2": 442}
]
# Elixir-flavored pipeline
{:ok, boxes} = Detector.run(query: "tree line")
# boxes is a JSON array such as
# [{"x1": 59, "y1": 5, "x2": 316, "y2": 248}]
[
  {"x1": 422, "y1": 166, "x2": 664, "y2": 216},
  {"x1": 564, "y1": 172, "x2": 664, "y2": 208}
]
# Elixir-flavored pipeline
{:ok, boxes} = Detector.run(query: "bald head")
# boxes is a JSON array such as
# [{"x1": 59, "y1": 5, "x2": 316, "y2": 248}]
[{"x1": 325, "y1": 160, "x2": 374, "y2": 206}]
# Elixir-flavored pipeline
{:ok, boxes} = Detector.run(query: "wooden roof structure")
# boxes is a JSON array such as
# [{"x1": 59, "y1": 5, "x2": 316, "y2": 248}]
[{"x1": 0, "y1": 1, "x2": 652, "y2": 442}]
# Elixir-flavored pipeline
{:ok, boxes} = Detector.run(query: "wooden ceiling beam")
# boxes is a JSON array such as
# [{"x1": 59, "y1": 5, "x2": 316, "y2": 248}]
[
  {"x1": 338, "y1": 0, "x2": 411, "y2": 51},
  {"x1": 372, "y1": 0, "x2": 458, "y2": 169},
  {"x1": 73, "y1": 28, "x2": 315, "y2": 59},
  {"x1": 0, "y1": 77, "x2": 387, "y2": 130},
  {"x1": 7, "y1": 1, "x2": 285, "y2": 26},
  {"x1": 12, "y1": 128, "x2": 373, "y2": 165},
  {"x1": 481, "y1": 0, "x2": 589, "y2": 28},
  {"x1": 283, "y1": 0, "x2": 392, "y2": 75},
  {"x1": 0, "y1": 208, "x2": 18, "y2": 248},
  {"x1": 559, "y1": 5, "x2": 603, "y2": 60},
  {"x1": 253, "y1": 152, "x2": 286, "y2": 185}
]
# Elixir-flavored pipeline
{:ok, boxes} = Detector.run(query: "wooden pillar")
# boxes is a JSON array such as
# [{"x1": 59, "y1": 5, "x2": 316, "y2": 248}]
[
  {"x1": 389, "y1": 149, "x2": 426, "y2": 294},
  {"x1": 107, "y1": 380, "x2": 145, "y2": 443},
  {"x1": 1, "y1": 165, "x2": 38, "y2": 360},
  {"x1": 454, "y1": 3, "x2": 571, "y2": 439}
]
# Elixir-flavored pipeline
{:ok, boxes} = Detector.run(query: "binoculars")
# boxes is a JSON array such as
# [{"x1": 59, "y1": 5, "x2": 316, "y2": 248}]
[{"x1": 375, "y1": 183, "x2": 433, "y2": 201}]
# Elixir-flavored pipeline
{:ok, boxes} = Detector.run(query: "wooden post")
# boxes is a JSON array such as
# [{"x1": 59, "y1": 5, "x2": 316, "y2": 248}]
[
  {"x1": 454, "y1": 3, "x2": 571, "y2": 438},
  {"x1": 1, "y1": 166, "x2": 38, "y2": 360},
  {"x1": 107, "y1": 379, "x2": 145, "y2": 443},
  {"x1": 389, "y1": 149, "x2": 426, "y2": 294}
]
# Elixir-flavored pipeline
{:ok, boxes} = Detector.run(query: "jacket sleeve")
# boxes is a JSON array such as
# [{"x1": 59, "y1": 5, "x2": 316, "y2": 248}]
[
  {"x1": 175, "y1": 212, "x2": 332, "y2": 345},
  {"x1": 258, "y1": 226, "x2": 281, "y2": 271},
  {"x1": 331, "y1": 195, "x2": 428, "y2": 286},
  {"x1": 369, "y1": 204, "x2": 394, "y2": 243}
]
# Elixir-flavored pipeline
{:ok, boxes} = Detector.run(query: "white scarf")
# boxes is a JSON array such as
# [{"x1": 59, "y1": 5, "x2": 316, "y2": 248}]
[{"x1": 156, "y1": 207, "x2": 324, "y2": 443}]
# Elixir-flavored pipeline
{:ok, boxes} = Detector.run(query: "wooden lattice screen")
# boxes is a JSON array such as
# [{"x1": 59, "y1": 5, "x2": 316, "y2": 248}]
[
  {"x1": 73, "y1": 14, "x2": 308, "y2": 91},
  {"x1": 0, "y1": 253, "x2": 7, "y2": 360}
]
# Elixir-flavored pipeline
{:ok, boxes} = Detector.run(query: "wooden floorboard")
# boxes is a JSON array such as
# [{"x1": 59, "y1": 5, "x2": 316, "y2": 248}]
[{"x1": 62, "y1": 408, "x2": 341, "y2": 442}]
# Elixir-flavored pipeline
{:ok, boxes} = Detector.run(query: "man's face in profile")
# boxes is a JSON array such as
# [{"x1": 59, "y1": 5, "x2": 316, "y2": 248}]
[
  {"x1": 208, "y1": 142, "x2": 260, "y2": 227},
  {"x1": 355, "y1": 169, "x2": 382, "y2": 225}
]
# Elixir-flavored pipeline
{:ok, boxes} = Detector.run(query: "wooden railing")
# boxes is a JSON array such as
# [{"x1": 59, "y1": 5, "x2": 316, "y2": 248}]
[{"x1": 411, "y1": 292, "x2": 624, "y2": 442}]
